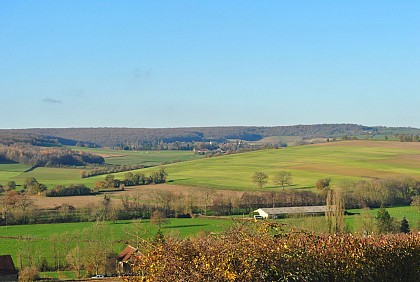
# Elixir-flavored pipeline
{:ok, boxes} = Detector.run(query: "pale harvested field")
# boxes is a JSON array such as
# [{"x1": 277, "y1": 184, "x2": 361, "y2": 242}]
[
  {"x1": 292, "y1": 163, "x2": 400, "y2": 179},
  {"x1": 30, "y1": 184, "x2": 244, "y2": 209},
  {"x1": 314, "y1": 140, "x2": 420, "y2": 150}
]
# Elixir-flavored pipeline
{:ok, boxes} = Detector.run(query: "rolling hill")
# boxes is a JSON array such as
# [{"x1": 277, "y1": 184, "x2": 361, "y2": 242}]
[
  {"x1": 99, "y1": 140, "x2": 420, "y2": 191},
  {"x1": 1, "y1": 140, "x2": 420, "y2": 191}
]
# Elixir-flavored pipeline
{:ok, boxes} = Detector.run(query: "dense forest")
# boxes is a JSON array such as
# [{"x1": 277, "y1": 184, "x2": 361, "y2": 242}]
[
  {"x1": 0, "y1": 144, "x2": 104, "y2": 167},
  {"x1": 1, "y1": 124, "x2": 419, "y2": 150}
]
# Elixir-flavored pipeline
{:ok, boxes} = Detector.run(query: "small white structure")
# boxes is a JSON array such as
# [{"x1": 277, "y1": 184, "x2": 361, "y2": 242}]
[{"x1": 254, "y1": 206, "x2": 328, "y2": 219}]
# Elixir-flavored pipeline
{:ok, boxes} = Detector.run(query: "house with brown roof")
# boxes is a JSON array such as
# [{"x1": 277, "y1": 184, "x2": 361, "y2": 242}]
[
  {"x1": 0, "y1": 255, "x2": 18, "y2": 282},
  {"x1": 116, "y1": 245, "x2": 141, "y2": 276}
]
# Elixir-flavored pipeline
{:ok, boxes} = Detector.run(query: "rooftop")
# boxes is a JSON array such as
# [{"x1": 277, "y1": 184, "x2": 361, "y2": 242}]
[
  {"x1": 255, "y1": 206, "x2": 328, "y2": 215},
  {"x1": 0, "y1": 255, "x2": 18, "y2": 274}
]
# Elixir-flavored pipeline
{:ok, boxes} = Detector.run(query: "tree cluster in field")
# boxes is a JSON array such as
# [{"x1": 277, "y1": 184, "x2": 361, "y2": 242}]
[
  {"x1": 252, "y1": 171, "x2": 294, "y2": 190},
  {"x1": 22, "y1": 177, "x2": 47, "y2": 195},
  {"x1": 313, "y1": 176, "x2": 420, "y2": 209},
  {"x1": 0, "y1": 144, "x2": 104, "y2": 167},
  {"x1": 46, "y1": 184, "x2": 92, "y2": 197},
  {"x1": 0, "y1": 180, "x2": 16, "y2": 193},
  {"x1": 0, "y1": 190, "x2": 35, "y2": 225},
  {"x1": 396, "y1": 133, "x2": 420, "y2": 142},
  {"x1": 131, "y1": 223, "x2": 420, "y2": 281},
  {"x1": 94, "y1": 168, "x2": 168, "y2": 191},
  {"x1": 339, "y1": 177, "x2": 420, "y2": 208},
  {"x1": 81, "y1": 164, "x2": 145, "y2": 178}
]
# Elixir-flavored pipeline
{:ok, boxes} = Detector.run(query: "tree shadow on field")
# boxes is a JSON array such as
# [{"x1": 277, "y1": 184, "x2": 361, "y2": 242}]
[
  {"x1": 170, "y1": 178, "x2": 192, "y2": 182},
  {"x1": 164, "y1": 224, "x2": 208, "y2": 229}
]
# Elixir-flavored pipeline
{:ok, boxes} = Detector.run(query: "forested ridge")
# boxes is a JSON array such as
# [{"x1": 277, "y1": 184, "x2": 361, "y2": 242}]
[
  {"x1": 0, "y1": 124, "x2": 394, "y2": 147},
  {"x1": 1, "y1": 124, "x2": 419, "y2": 149}
]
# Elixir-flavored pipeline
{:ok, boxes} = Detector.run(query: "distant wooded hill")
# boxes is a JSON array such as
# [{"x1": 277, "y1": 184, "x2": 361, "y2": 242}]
[{"x1": 1, "y1": 124, "x2": 419, "y2": 148}]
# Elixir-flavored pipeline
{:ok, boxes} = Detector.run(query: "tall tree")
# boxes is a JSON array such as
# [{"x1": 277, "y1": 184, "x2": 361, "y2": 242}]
[
  {"x1": 150, "y1": 209, "x2": 169, "y2": 231},
  {"x1": 252, "y1": 172, "x2": 268, "y2": 189},
  {"x1": 325, "y1": 189, "x2": 345, "y2": 234}
]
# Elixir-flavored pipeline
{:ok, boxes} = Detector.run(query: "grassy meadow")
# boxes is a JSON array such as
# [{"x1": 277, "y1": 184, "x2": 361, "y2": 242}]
[
  {"x1": 0, "y1": 161, "x2": 31, "y2": 183},
  {"x1": 0, "y1": 217, "x2": 235, "y2": 266},
  {"x1": 2, "y1": 205, "x2": 418, "y2": 269},
  {"x1": 68, "y1": 146, "x2": 202, "y2": 166},
  {"x1": 346, "y1": 205, "x2": 420, "y2": 231},
  {"x1": 0, "y1": 149, "x2": 201, "y2": 188}
]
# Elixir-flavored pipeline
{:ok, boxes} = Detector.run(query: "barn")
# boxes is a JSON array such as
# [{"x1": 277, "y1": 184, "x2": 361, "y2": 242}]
[{"x1": 254, "y1": 206, "x2": 329, "y2": 219}]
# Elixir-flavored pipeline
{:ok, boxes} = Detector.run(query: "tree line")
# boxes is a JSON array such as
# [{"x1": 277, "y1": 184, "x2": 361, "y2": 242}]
[
  {"x1": 81, "y1": 164, "x2": 145, "y2": 178},
  {"x1": 252, "y1": 170, "x2": 420, "y2": 209},
  {"x1": 0, "y1": 187, "x2": 326, "y2": 226}
]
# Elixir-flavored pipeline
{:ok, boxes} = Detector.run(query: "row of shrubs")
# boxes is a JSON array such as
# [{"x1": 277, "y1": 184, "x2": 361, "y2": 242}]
[
  {"x1": 46, "y1": 184, "x2": 92, "y2": 197},
  {"x1": 80, "y1": 164, "x2": 145, "y2": 178},
  {"x1": 131, "y1": 223, "x2": 420, "y2": 281}
]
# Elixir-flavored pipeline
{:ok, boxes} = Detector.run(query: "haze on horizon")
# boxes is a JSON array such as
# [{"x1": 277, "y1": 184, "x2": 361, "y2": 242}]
[{"x1": 1, "y1": 1, "x2": 419, "y2": 129}]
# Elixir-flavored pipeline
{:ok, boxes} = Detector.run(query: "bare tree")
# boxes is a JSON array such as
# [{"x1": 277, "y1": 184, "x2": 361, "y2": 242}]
[
  {"x1": 150, "y1": 209, "x2": 169, "y2": 231},
  {"x1": 274, "y1": 171, "x2": 293, "y2": 190},
  {"x1": 252, "y1": 172, "x2": 268, "y2": 189}
]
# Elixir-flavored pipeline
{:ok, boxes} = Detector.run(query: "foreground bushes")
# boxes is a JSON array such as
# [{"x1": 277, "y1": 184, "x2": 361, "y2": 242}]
[{"x1": 132, "y1": 223, "x2": 420, "y2": 281}]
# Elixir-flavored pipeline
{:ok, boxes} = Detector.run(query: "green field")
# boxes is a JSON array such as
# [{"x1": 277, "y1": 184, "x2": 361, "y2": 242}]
[
  {"x1": 2, "y1": 206, "x2": 418, "y2": 269},
  {"x1": 0, "y1": 162, "x2": 31, "y2": 184},
  {"x1": 0, "y1": 149, "x2": 201, "y2": 188},
  {"x1": 0, "y1": 217, "x2": 235, "y2": 266},
  {"x1": 1, "y1": 140, "x2": 420, "y2": 191},
  {"x1": 346, "y1": 205, "x2": 420, "y2": 230},
  {"x1": 68, "y1": 146, "x2": 202, "y2": 166}
]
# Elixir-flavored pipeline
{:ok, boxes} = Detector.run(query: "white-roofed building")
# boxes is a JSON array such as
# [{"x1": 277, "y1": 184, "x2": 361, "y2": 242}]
[{"x1": 254, "y1": 206, "x2": 330, "y2": 219}]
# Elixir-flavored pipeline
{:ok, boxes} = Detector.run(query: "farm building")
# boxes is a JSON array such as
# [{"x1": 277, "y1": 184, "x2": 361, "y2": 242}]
[
  {"x1": 254, "y1": 206, "x2": 330, "y2": 219},
  {"x1": 116, "y1": 245, "x2": 142, "y2": 276},
  {"x1": 0, "y1": 255, "x2": 18, "y2": 281}
]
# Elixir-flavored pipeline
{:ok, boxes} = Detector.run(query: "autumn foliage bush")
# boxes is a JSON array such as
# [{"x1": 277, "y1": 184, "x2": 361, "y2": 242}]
[{"x1": 130, "y1": 222, "x2": 420, "y2": 281}]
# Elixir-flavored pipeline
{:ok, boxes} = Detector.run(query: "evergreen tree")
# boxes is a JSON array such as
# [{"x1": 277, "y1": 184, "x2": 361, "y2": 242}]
[
  {"x1": 375, "y1": 207, "x2": 395, "y2": 234},
  {"x1": 400, "y1": 216, "x2": 410, "y2": 233}
]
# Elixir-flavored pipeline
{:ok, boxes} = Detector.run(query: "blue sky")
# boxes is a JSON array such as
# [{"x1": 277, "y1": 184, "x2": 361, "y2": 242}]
[{"x1": 1, "y1": 1, "x2": 419, "y2": 129}]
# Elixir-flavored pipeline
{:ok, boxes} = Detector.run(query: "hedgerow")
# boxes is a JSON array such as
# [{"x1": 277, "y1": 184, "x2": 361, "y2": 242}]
[{"x1": 130, "y1": 222, "x2": 420, "y2": 281}]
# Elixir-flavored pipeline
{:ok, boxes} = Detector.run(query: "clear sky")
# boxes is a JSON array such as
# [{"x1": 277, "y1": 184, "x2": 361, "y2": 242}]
[{"x1": 1, "y1": 1, "x2": 419, "y2": 129}]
